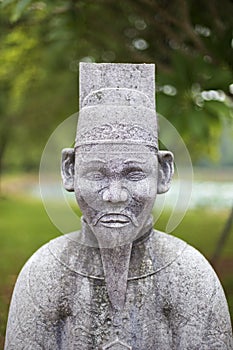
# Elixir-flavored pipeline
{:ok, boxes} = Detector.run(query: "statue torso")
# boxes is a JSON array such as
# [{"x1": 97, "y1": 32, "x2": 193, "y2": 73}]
[{"x1": 5, "y1": 230, "x2": 233, "y2": 349}]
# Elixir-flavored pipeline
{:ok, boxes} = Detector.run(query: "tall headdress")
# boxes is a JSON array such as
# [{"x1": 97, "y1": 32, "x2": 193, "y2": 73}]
[{"x1": 75, "y1": 63, "x2": 158, "y2": 148}]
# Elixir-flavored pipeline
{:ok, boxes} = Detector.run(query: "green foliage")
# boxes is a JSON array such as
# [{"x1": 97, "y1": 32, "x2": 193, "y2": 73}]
[
  {"x1": 10, "y1": 0, "x2": 33, "y2": 22},
  {"x1": 0, "y1": 27, "x2": 39, "y2": 114},
  {"x1": 0, "y1": 0, "x2": 232, "y2": 172}
]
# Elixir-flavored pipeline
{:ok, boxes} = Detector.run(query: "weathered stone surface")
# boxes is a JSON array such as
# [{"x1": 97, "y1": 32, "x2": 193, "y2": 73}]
[
  {"x1": 79, "y1": 63, "x2": 155, "y2": 109},
  {"x1": 4, "y1": 230, "x2": 233, "y2": 349},
  {"x1": 102, "y1": 338, "x2": 132, "y2": 349},
  {"x1": 4, "y1": 63, "x2": 233, "y2": 349}
]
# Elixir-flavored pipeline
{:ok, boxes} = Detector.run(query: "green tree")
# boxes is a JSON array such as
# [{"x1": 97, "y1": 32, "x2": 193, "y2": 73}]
[
  {"x1": 0, "y1": 0, "x2": 232, "y2": 180},
  {"x1": 0, "y1": 18, "x2": 42, "y2": 191}
]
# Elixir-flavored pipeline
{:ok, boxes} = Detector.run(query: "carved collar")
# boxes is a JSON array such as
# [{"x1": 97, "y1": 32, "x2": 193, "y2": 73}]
[{"x1": 48, "y1": 219, "x2": 187, "y2": 281}]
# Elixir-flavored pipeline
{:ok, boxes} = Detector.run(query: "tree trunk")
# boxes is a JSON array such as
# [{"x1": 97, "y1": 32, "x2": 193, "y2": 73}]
[{"x1": 211, "y1": 205, "x2": 233, "y2": 266}]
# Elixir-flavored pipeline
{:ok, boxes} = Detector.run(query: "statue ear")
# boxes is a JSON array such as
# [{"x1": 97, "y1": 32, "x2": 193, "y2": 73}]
[
  {"x1": 61, "y1": 148, "x2": 75, "y2": 192},
  {"x1": 157, "y1": 151, "x2": 174, "y2": 194}
]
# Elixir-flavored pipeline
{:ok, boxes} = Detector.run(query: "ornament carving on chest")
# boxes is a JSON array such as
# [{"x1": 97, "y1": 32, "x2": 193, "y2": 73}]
[{"x1": 102, "y1": 338, "x2": 132, "y2": 350}]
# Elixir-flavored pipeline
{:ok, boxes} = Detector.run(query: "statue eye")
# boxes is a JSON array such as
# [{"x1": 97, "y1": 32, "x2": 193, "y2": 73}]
[
  {"x1": 126, "y1": 170, "x2": 146, "y2": 181},
  {"x1": 85, "y1": 171, "x2": 105, "y2": 181}
]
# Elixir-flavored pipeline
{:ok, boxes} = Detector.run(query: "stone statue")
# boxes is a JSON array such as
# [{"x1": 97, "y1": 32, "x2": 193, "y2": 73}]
[{"x1": 5, "y1": 63, "x2": 233, "y2": 349}]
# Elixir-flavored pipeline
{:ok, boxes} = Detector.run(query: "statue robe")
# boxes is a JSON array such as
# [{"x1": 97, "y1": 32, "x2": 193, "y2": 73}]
[{"x1": 4, "y1": 229, "x2": 233, "y2": 349}]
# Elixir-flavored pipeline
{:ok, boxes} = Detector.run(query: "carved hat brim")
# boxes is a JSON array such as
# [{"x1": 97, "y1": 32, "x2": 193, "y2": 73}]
[{"x1": 75, "y1": 105, "x2": 158, "y2": 148}]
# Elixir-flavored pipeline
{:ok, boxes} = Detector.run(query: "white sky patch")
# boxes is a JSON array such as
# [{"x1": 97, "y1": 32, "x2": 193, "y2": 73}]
[{"x1": 201, "y1": 90, "x2": 226, "y2": 102}]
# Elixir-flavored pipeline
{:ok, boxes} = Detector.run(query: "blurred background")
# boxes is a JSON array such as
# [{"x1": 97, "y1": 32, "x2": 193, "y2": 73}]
[{"x1": 0, "y1": 0, "x2": 232, "y2": 346}]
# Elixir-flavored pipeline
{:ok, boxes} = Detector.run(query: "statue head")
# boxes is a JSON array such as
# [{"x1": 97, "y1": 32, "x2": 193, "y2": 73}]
[{"x1": 61, "y1": 63, "x2": 174, "y2": 247}]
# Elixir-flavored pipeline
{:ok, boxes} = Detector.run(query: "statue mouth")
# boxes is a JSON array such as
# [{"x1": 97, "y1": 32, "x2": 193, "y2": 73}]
[{"x1": 98, "y1": 214, "x2": 131, "y2": 228}]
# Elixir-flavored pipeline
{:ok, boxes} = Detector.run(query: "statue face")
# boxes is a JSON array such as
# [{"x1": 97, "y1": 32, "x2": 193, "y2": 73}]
[{"x1": 74, "y1": 143, "x2": 158, "y2": 246}]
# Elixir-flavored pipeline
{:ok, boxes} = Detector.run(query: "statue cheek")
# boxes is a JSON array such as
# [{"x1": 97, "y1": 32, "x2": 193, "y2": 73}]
[
  {"x1": 75, "y1": 193, "x2": 99, "y2": 223},
  {"x1": 75, "y1": 180, "x2": 101, "y2": 205},
  {"x1": 131, "y1": 186, "x2": 157, "y2": 216},
  {"x1": 130, "y1": 179, "x2": 156, "y2": 202},
  {"x1": 125, "y1": 193, "x2": 150, "y2": 218}
]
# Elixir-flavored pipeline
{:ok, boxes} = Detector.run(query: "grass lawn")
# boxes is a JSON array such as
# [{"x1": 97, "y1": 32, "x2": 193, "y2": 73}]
[{"x1": 0, "y1": 195, "x2": 232, "y2": 348}]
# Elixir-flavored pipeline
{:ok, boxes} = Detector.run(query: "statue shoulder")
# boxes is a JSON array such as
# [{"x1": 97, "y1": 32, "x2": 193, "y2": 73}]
[
  {"x1": 152, "y1": 231, "x2": 218, "y2": 280},
  {"x1": 150, "y1": 229, "x2": 215, "y2": 275},
  {"x1": 9, "y1": 233, "x2": 82, "y2": 308},
  {"x1": 5, "y1": 234, "x2": 79, "y2": 348},
  {"x1": 151, "y1": 231, "x2": 233, "y2": 345},
  {"x1": 18, "y1": 233, "x2": 73, "y2": 276},
  {"x1": 144, "y1": 230, "x2": 230, "y2": 305}
]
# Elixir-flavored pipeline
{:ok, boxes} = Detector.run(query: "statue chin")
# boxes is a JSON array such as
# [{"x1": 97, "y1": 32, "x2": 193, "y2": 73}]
[{"x1": 90, "y1": 221, "x2": 140, "y2": 248}]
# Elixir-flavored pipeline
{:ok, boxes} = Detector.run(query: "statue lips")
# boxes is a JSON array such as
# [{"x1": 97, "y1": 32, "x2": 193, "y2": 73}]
[{"x1": 98, "y1": 214, "x2": 131, "y2": 228}]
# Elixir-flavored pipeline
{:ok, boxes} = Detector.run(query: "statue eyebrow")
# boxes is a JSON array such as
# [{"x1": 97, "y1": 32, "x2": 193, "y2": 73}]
[
  {"x1": 123, "y1": 160, "x2": 146, "y2": 165},
  {"x1": 81, "y1": 159, "x2": 107, "y2": 165}
]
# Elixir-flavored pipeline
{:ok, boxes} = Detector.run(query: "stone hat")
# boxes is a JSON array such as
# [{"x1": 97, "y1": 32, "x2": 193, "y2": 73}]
[{"x1": 75, "y1": 63, "x2": 158, "y2": 148}]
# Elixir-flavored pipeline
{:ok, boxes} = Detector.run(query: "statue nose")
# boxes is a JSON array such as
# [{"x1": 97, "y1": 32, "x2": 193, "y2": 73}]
[{"x1": 102, "y1": 181, "x2": 128, "y2": 203}]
